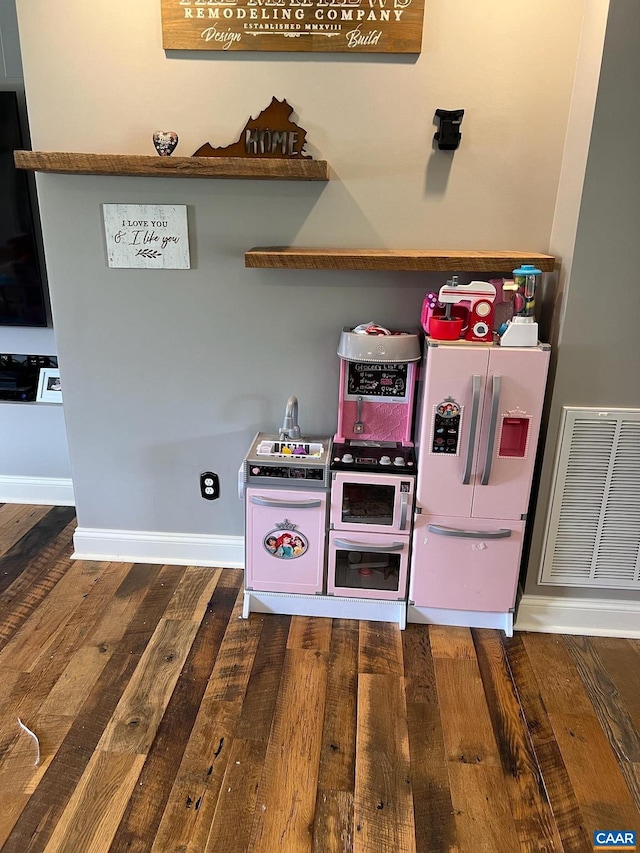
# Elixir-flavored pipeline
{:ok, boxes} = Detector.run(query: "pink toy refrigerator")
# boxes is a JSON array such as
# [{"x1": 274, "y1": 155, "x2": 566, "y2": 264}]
[{"x1": 408, "y1": 339, "x2": 550, "y2": 635}]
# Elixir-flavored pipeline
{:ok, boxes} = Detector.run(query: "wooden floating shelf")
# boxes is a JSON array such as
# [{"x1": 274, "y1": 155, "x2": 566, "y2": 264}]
[
  {"x1": 245, "y1": 248, "x2": 556, "y2": 273},
  {"x1": 13, "y1": 151, "x2": 330, "y2": 181}
]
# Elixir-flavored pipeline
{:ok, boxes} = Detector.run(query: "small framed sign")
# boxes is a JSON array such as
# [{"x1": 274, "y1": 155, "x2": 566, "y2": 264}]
[
  {"x1": 103, "y1": 204, "x2": 191, "y2": 269},
  {"x1": 36, "y1": 368, "x2": 62, "y2": 403}
]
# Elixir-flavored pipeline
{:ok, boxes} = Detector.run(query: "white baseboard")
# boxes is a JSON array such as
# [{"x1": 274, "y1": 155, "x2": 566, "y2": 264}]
[
  {"x1": 73, "y1": 526, "x2": 244, "y2": 568},
  {"x1": 0, "y1": 475, "x2": 75, "y2": 506},
  {"x1": 515, "y1": 594, "x2": 640, "y2": 638}
]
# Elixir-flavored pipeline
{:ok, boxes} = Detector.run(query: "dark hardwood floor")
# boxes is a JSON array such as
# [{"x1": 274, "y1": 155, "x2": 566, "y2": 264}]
[{"x1": 0, "y1": 503, "x2": 638, "y2": 852}]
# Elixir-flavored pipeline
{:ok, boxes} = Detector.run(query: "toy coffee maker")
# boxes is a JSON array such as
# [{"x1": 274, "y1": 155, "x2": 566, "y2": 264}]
[{"x1": 421, "y1": 276, "x2": 497, "y2": 342}]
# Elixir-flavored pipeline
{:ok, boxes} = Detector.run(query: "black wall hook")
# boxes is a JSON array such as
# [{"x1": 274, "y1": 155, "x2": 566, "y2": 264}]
[{"x1": 434, "y1": 109, "x2": 465, "y2": 151}]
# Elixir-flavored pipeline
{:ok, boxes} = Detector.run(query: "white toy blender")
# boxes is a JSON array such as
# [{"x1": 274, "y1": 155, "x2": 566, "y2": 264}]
[{"x1": 499, "y1": 264, "x2": 542, "y2": 347}]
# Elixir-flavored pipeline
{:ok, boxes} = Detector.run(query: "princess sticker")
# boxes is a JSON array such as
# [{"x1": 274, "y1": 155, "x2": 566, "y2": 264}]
[
  {"x1": 263, "y1": 523, "x2": 308, "y2": 559},
  {"x1": 436, "y1": 397, "x2": 461, "y2": 418}
]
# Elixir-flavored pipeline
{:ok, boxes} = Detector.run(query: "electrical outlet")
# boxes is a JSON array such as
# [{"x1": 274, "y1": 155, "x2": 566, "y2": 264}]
[{"x1": 200, "y1": 472, "x2": 220, "y2": 500}]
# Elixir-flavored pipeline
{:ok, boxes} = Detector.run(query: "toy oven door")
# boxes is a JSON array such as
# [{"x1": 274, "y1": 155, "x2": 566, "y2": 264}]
[
  {"x1": 327, "y1": 530, "x2": 409, "y2": 601},
  {"x1": 330, "y1": 471, "x2": 414, "y2": 535}
]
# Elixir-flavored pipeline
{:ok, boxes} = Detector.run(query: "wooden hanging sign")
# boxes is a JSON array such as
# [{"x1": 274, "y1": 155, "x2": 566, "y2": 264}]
[
  {"x1": 193, "y1": 98, "x2": 312, "y2": 159},
  {"x1": 161, "y1": 0, "x2": 424, "y2": 53}
]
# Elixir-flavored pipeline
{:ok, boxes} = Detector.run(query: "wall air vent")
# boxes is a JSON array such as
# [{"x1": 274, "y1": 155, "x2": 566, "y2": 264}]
[{"x1": 539, "y1": 407, "x2": 640, "y2": 589}]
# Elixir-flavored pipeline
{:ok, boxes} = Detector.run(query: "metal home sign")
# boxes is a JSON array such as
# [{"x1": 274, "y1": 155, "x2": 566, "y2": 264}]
[{"x1": 161, "y1": 0, "x2": 424, "y2": 53}]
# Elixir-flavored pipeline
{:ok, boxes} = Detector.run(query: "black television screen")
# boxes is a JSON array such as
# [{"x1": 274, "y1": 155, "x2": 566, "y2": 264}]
[{"x1": 0, "y1": 91, "x2": 48, "y2": 326}]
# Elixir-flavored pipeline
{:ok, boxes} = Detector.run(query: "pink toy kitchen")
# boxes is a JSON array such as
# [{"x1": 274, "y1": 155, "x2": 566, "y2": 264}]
[{"x1": 240, "y1": 265, "x2": 550, "y2": 635}]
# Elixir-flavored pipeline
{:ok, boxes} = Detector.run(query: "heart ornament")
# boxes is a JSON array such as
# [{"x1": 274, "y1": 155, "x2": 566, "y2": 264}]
[{"x1": 152, "y1": 131, "x2": 179, "y2": 156}]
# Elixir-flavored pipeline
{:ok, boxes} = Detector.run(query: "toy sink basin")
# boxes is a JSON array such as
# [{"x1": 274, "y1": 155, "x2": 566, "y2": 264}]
[
  {"x1": 244, "y1": 433, "x2": 332, "y2": 469},
  {"x1": 256, "y1": 438, "x2": 325, "y2": 458}
]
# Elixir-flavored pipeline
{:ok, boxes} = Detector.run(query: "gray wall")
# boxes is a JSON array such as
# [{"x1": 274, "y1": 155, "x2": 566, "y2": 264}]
[
  {"x1": 524, "y1": 0, "x2": 640, "y2": 600},
  {"x1": 15, "y1": 0, "x2": 586, "y2": 538},
  {"x1": 0, "y1": 0, "x2": 22, "y2": 79},
  {"x1": 38, "y1": 177, "x2": 439, "y2": 533}
]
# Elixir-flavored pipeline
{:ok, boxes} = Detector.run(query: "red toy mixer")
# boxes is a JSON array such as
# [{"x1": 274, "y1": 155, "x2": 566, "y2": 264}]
[{"x1": 422, "y1": 276, "x2": 497, "y2": 342}]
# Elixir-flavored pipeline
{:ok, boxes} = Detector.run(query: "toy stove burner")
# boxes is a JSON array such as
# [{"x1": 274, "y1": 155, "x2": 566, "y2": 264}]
[{"x1": 331, "y1": 441, "x2": 416, "y2": 474}]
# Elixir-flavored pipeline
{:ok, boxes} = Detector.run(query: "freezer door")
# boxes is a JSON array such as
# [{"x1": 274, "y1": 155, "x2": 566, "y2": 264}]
[
  {"x1": 471, "y1": 346, "x2": 550, "y2": 520},
  {"x1": 415, "y1": 344, "x2": 490, "y2": 517},
  {"x1": 409, "y1": 513, "x2": 525, "y2": 613}
]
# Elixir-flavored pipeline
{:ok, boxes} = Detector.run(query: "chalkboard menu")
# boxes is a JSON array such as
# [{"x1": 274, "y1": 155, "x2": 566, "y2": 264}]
[{"x1": 346, "y1": 362, "x2": 408, "y2": 400}]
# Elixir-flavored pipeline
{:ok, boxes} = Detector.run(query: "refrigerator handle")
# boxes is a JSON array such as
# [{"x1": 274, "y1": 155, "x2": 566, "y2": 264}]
[
  {"x1": 428, "y1": 524, "x2": 512, "y2": 539},
  {"x1": 462, "y1": 374, "x2": 482, "y2": 485},
  {"x1": 480, "y1": 374, "x2": 501, "y2": 486}
]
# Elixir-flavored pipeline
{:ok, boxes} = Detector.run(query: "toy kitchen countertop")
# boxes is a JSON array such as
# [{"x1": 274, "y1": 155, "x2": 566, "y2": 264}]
[
  {"x1": 331, "y1": 440, "x2": 416, "y2": 475},
  {"x1": 242, "y1": 432, "x2": 333, "y2": 490}
]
